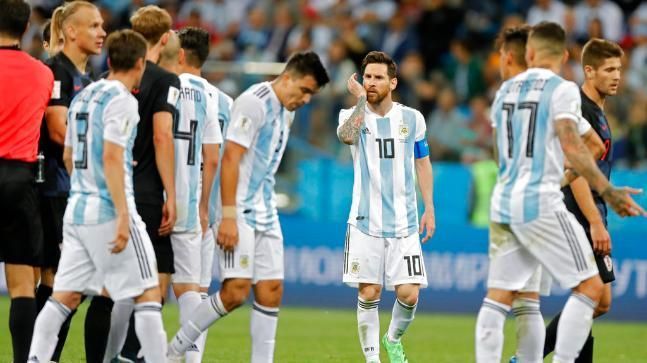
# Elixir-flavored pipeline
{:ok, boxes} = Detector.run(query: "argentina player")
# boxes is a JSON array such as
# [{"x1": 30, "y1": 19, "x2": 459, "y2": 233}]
[
  {"x1": 338, "y1": 51, "x2": 436, "y2": 363},
  {"x1": 28, "y1": 30, "x2": 168, "y2": 363}
]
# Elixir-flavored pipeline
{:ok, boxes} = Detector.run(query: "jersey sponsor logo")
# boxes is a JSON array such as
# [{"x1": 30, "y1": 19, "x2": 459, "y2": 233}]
[
  {"x1": 167, "y1": 86, "x2": 180, "y2": 105},
  {"x1": 51, "y1": 80, "x2": 61, "y2": 99},
  {"x1": 361, "y1": 127, "x2": 371, "y2": 135}
]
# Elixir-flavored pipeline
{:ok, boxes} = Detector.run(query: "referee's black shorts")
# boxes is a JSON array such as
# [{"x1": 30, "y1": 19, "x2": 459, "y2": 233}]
[
  {"x1": 0, "y1": 159, "x2": 43, "y2": 265},
  {"x1": 39, "y1": 194, "x2": 67, "y2": 269},
  {"x1": 136, "y1": 201, "x2": 174, "y2": 274}
]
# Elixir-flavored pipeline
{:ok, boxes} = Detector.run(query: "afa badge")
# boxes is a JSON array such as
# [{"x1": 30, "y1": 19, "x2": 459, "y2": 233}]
[
  {"x1": 240, "y1": 255, "x2": 249, "y2": 269},
  {"x1": 399, "y1": 125, "x2": 409, "y2": 138},
  {"x1": 351, "y1": 261, "x2": 360, "y2": 275}
]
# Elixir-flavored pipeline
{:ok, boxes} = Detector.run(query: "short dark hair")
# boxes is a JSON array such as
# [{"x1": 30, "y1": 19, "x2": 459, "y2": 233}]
[
  {"x1": 0, "y1": 0, "x2": 30, "y2": 39},
  {"x1": 496, "y1": 25, "x2": 531, "y2": 67},
  {"x1": 283, "y1": 51, "x2": 330, "y2": 87},
  {"x1": 178, "y1": 27, "x2": 210, "y2": 68},
  {"x1": 582, "y1": 38, "x2": 624, "y2": 69},
  {"x1": 106, "y1": 30, "x2": 148, "y2": 72},
  {"x1": 529, "y1": 21, "x2": 566, "y2": 57},
  {"x1": 361, "y1": 51, "x2": 397, "y2": 79},
  {"x1": 42, "y1": 20, "x2": 51, "y2": 43}
]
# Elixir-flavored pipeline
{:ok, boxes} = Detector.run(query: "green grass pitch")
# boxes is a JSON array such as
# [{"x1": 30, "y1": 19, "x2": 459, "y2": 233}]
[{"x1": 1, "y1": 296, "x2": 646, "y2": 362}]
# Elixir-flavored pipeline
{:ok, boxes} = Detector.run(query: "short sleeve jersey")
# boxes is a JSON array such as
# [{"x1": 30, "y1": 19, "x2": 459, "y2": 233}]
[
  {"x1": 225, "y1": 82, "x2": 293, "y2": 231},
  {"x1": 40, "y1": 52, "x2": 95, "y2": 196},
  {"x1": 562, "y1": 89, "x2": 613, "y2": 229},
  {"x1": 172, "y1": 73, "x2": 223, "y2": 232},
  {"x1": 207, "y1": 86, "x2": 233, "y2": 226},
  {"x1": 490, "y1": 68, "x2": 591, "y2": 224},
  {"x1": 0, "y1": 47, "x2": 53, "y2": 162},
  {"x1": 337, "y1": 103, "x2": 427, "y2": 238},
  {"x1": 64, "y1": 79, "x2": 139, "y2": 225},
  {"x1": 132, "y1": 60, "x2": 181, "y2": 205}
]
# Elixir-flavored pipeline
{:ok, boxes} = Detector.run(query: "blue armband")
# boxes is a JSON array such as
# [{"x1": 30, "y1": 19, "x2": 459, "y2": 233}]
[{"x1": 414, "y1": 139, "x2": 430, "y2": 159}]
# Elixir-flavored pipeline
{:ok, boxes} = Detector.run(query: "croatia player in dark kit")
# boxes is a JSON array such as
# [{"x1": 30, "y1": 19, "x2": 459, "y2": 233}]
[
  {"x1": 106, "y1": 5, "x2": 180, "y2": 361},
  {"x1": 38, "y1": 2, "x2": 109, "y2": 361},
  {"x1": 543, "y1": 38, "x2": 625, "y2": 363}
]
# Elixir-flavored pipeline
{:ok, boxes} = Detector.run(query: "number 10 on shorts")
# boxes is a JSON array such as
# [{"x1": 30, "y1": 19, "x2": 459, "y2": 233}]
[{"x1": 404, "y1": 255, "x2": 423, "y2": 276}]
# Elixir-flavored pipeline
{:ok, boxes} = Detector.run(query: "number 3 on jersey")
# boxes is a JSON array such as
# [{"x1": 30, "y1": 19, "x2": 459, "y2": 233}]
[
  {"x1": 74, "y1": 112, "x2": 89, "y2": 169},
  {"x1": 502, "y1": 102, "x2": 538, "y2": 158}
]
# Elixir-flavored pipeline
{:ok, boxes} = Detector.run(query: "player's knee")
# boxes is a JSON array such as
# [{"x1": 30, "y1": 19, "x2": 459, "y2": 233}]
[
  {"x1": 396, "y1": 287, "x2": 419, "y2": 306},
  {"x1": 52, "y1": 291, "x2": 83, "y2": 310},
  {"x1": 575, "y1": 275, "x2": 604, "y2": 301},
  {"x1": 221, "y1": 279, "x2": 252, "y2": 309},
  {"x1": 254, "y1": 281, "x2": 283, "y2": 307},
  {"x1": 594, "y1": 301, "x2": 611, "y2": 317},
  {"x1": 358, "y1": 284, "x2": 382, "y2": 301}
]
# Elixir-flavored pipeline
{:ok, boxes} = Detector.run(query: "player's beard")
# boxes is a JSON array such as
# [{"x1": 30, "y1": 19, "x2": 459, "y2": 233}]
[{"x1": 367, "y1": 88, "x2": 388, "y2": 104}]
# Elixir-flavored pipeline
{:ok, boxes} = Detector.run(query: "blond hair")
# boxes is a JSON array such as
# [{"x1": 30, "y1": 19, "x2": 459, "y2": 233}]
[
  {"x1": 49, "y1": 1, "x2": 96, "y2": 51},
  {"x1": 130, "y1": 5, "x2": 172, "y2": 46}
]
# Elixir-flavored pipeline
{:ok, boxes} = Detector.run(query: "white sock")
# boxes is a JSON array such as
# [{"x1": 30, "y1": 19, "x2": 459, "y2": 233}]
[
  {"x1": 250, "y1": 302, "x2": 279, "y2": 363},
  {"x1": 28, "y1": 298, "x2": 70, "y2": 362},
  {"x1": 169, "y1": 291, "x2": 228, "y2": 355},
  {"x1": 134, "y1": 302, "x2": 167, "y2": 363},
  {"x1": 512, "y1": 298, "x2": 544, "y2": 363},
  {"x1": 357, "y1": 297, "x2": 380, "y2": 361},
  {"x1": 553, "y1": 293, "x2": 596, "y2": 363},
  {"x1": 475, "y1": 298, "x2": 510, "y2": 363},
  {"x1": 387, "y1": 298, "x2": 417, "y2": 343},
  {"x1": 103, "y1": 299, "x2": 135, "y2": 363},
  {"x1": 186, "y1": 292, "x2": 211, "y2": 363},
  {"x1": 178, "y1": 291, "x2": 204, "y2": 362}
]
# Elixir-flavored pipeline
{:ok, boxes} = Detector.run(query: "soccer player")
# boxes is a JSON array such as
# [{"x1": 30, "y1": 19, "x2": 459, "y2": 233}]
[
  {"x1": 542, "y1": 38, "x2": 625, "y2": 363},
  {"x1": 37, "y1": 2, "x2": 110, "y2": 360},
  {"x1": 496, "y1": 26, "x2": 606, "y2": 363},
  {"x1": 0, "y1": 1, "x2": 53, "y2": 361},
  {"x1": 475, "y1": 21, "x2": 645, "y2": 363},
  {"x1": 337, "y1": 51, "x2": 436, "y2": 363},
  {"x1": 114, "y1": 6, "x2": 180, "y2": 360},
  {"x1": 28, "y1": 29, "x2": 168, "y2": 363},
  {"x1": 164, "y1": 27, "x2": 225, "y2": 363},
  {"x1": 167, "y1": 51, "x2": 329, "y2": 363}
]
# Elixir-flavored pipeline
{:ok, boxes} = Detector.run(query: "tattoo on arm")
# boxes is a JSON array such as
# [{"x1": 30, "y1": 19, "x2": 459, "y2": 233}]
[
  {"x1": 338, "y1": 96, "x2": 367, "y2": 145},
  {"x1": 555, "y1": 119, "x2": 609, "y2": 194}
]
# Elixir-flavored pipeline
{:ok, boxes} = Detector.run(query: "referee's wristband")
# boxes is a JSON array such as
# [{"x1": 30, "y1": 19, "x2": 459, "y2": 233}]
[{"x1": 222, "y1": 206, "x2": 237, "y2": 220}]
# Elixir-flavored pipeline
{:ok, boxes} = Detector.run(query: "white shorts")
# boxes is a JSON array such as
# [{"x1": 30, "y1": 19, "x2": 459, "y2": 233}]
[
  {"x1": 342, "y1": 224, "x2": 428, "y2": 290},
  {"x1": 200, "y1": 229, "x2": 216, "y2": 288},
  {"x1": 216, "y1": 220, "x2": 284, "y2": 283},
  {"x1": 54, "y1": 215, "x2": 158, "y2": 301},
  {"x1": 488, "y1": 209, "x2": 598, "y2": 292},
  {"x1": 171, "y1": 230, "x2": 202, "y2": 284},
  {"x1": 518, "y1": 265, "x2": 553, "y2": 296}
]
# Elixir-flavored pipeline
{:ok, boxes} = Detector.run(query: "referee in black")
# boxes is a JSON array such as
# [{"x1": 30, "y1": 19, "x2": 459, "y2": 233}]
[{"x1": 0, "y1": 1, "x2": 53, "y2": 361}]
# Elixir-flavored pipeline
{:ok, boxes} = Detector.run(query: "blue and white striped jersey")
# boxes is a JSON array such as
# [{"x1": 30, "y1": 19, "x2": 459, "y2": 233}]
[
  {"x1": 207, "y1": 87, "x2": 233, "y2": 226},
  {"x1": 225, "y1": 82, "x2": 293, "y2": 231},
  {"x1": 173, "y1": 73, "x2": 223, "y2": 232},
  {"x1": 490, "y1": 68, "x2": 591, "y2": 224},
  {"x1": 63, "y1": 79, "x2": 139, "y2": 225},
  {"x1": 338, "y1": 103, "x2": 427, "y2": 238}
]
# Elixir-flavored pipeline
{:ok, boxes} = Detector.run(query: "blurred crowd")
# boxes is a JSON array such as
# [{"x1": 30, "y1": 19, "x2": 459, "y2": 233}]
[{"x1": 23, "y1": 0, "x2": 647, "y2": 168}]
